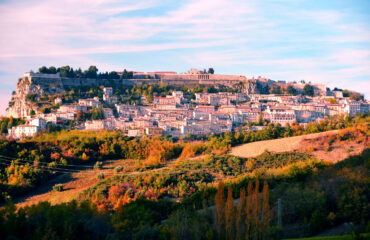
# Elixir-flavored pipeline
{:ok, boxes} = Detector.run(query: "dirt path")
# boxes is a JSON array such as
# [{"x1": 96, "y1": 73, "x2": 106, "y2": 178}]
[{"x1": 230, "y1": 130, "x2": 339, "y2": 158}]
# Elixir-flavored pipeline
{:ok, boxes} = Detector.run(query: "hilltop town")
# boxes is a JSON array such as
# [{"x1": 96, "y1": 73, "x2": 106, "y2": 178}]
[{"x1": 6, "y1": 66, "x2": 368, "y2": 139}]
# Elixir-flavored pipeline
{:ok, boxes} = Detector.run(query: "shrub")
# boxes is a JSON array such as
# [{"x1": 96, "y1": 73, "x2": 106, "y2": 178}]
[
  {"x1": 94, "y1": 161, "x2": 103, "y2": 169},
  {"x1": 53, "y1": 184, "x2": 64, "y2": 192},
  {"x1": 307, "y1": 146, "x2": 315, "y2": 152},
  {"x1": 97, "y1": 173, "x2": 104, "y2": 180},
  {"x1": 114, "y1": 166, "x2": 123, "y2": 174}
]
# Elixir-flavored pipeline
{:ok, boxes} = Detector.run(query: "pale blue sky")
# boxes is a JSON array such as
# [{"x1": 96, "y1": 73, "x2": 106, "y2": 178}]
[{"x1": 0, "y1": 0, "x2": 369, "y2": 115}]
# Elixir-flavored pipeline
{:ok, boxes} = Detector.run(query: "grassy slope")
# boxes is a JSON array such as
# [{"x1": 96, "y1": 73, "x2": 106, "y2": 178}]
[
  {"x1": 15, "y1": 159, "x2": 131, "y2": 208},
  {"x1": 230, "y1": 129, "x2": 368, "y2": 163},
  {"x1": 285, "y1": 233, "x2": 370, "y2": 240},
  {"x1": 230, "y1": 130, "x2": 339, "y2": 158}
]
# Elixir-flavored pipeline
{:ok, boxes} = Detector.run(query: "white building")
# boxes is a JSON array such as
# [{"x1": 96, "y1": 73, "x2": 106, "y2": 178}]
[
  {"x1": 30, "y1": 118, "x2": 47, "y2": 129},
  {"x1": 103, "y1": 87, "x2": 113, "y2": 96},
  {"x1": 343, "y1": 101, "x2": 361, "y2": 116},
  {"x1": 127, "y1": 129, "x2": 144, "y2": 137},
  {"x1": 79, "y1": 98, "x2": 102, "y2": 108},
  {"x1": 103, "y1": 108, "x2": 114, "y2": 119},
  {"x1": 54, "y1": 97, "x2": 62, "y2": 105},
  {"x1": 8, "y1": 124, "x2": 39, "y2": 139},
  {"x1": 103, "y1": 87, "x2": 118, "y2": 104}
]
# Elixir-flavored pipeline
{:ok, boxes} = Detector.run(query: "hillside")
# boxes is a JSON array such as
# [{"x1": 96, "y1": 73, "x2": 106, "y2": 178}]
[
  {"x1": 15, "y1": 127, "x2": 368, "y2": 209},
  {"x1": 230, "y1": 130, "x2": 338, "y2": 158},
  {"x1": 0, "y1": 114, "x2": 368, "y2": 239},
  {"x1": 230, "y1": 128, "x2": 368, "y2": 163},
  {"x1": 14, "y1": 159, "x2": 127, "y2": 208}
]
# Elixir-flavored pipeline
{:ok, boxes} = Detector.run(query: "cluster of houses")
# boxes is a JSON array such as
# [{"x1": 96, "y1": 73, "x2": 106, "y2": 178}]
[{"x1": 7, "y1": 86, "x2": 369, "y2": 139}]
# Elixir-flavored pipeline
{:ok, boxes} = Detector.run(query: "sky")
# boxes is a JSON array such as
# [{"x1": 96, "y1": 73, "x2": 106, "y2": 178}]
[{"x1": 0, "y1": 0, "x2": 369, "y2": 116}]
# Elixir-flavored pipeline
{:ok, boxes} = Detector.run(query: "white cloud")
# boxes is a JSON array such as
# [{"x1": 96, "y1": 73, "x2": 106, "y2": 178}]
[{"x1": 0, "y1": 0, "x2": 369, "y2": 115}]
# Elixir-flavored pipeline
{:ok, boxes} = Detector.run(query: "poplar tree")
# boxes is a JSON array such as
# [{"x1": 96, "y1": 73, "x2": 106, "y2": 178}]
[
  {"x1": 255, "y1": 180, "x2": 261, "y2": 240},
  {"x1": 262, "y1": 181, "x2": 270, "y2": 237},
  {"x1": 225, "y1": 187, "x2": 234, "y2": 240},
  {"x1": 215, "y1": 181, "x2": 225, "y2": 239},
  {"x1": 236, "y1": 188, "x2": 246, "y2": 240},
  {"x1": 246, "y1": 181, "x2": 253, "y2": 240}
]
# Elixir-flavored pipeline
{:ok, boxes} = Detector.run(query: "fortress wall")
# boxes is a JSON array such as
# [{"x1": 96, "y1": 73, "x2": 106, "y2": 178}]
[
  {"x1": 29, "y1": 73, "x2": 250, "y2": 90},
  {"x1": 129, "y1": 79, "x2": 160, "y2": 85},
  {"x1": 161, "y1": 79, "x2": 199, "y2": 85},
  {"x1": 161, "y1": 74, "x2": 198, "y2": 81},
  {"x1": 209, "y1": 74, "x2": 246, "y2": 81},
  {"x1": 61, "y1": 78, "x2": 99, "y2": 87},
  {"x1": 31, "y1": 77, "x2": 63, "y2": 86},
  {"x1": 160, "y1": 73, "x2": 247, "y2": 86}
]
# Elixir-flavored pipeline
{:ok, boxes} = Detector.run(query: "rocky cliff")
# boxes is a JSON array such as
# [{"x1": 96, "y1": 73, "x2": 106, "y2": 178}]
[{"x1": 7, "y1": 73, "x2": 65, "y2": 118}]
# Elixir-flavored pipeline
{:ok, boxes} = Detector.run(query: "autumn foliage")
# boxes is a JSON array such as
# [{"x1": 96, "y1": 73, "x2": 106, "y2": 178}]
[{"x1": 214, "y1": 181, "x2": 270, "y2": 240}]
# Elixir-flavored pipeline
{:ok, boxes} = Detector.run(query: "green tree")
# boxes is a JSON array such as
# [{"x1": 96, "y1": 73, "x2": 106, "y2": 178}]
[
  {"x1": 303, "y1": 84, "x2": 314, "y2": 97},
  {"x1": 85, "y1": 66, "x2": 98, "y2": 78},
  {"x1": 208, "y1": 68, "x2": 215, "y2": 74},
  {"x1": 91, "y1": 107, "x2": 104, "y2": 120},
  {"x1": 38, "y1": 66, "x2": 48, "y2": 73},
  {"x1": 287, "y1": 86, "x2": 296, "y2": 95}
]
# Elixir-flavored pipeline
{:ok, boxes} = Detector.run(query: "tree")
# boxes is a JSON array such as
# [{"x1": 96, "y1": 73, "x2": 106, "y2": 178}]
[
  {"x1": 254, "y1": 180, "x2": 261, "y2": 240},
  {"x1": 207, "y1": 86, "x2": 218, "y2": 93},
  {"x1": 215, "y1": 181, "x2": 225, "y2": 238},
  {"x1": 85, "y1": 66, "x2": 98, "y2": 78},
  {"x1": 91, "y1": 107, "x2": 104, "y2": 120},
  {"x1": 342, "y1": 90, "x2": 364, "y2": 101},
  {"x1": 262, "y1": 181, "x2": 270, "y2": 238},
  {"x1": 42, "y1": 108, "x2": 51, "y2": 114},
  {"x1": 108, "y1": 71, "x2": 120, "y2": 79},
  {"x1": 48, "y1": 66, "x2": 57, "y2": 74},
  {"x1": 38, "y1": 66, "x2": 48, "y2": 73},
  {"x1": 269, "y1": 86, "x2": 282, "y2": 94},
  {"x1": 225, "y1": 187, "x2": 234, "y2": 240},
  {"x1": 236, "y1": 188, "x2": 246, "y2": 240},
  {"x1": 58, "y1": 65, "x2": 76, "y2": 78},
  {"x1": 208, "y1": 68, "x2": 215, "y2": 74},
  {"x1": 246, "y1": 182, "x2": 253, "y2": 240},
  {"x1": 257, "y1": 113, "x2": 263, "y2": 125},
  {"x1": 121, "y1": 69, "x2": 133, "y2": 79},
  {"x1": 303, "y1": 84, "x2": 314, "y2": 97},
  {"x1": 287, "y1": 86, "x2": 296, "y2": 95},
  {"x1": 76, "y1": 111, "x2": 86, "y2": 121},
  {"x1": 193, "y1": 85, "x2": 203, "y2": 93}
]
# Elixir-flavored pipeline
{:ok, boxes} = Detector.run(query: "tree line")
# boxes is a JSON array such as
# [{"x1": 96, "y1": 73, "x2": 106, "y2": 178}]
[{"x1": 38, "y1": 65, "x2": 133, "y2": 80}]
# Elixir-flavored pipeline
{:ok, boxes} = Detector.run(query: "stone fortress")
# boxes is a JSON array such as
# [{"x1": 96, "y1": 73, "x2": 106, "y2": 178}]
[
  {"x1": 6, "y1": 68, "x2": 327, "y2": 118},
  {"x1": 24, "y1": 68, "x2": 247, "y2": 88}
]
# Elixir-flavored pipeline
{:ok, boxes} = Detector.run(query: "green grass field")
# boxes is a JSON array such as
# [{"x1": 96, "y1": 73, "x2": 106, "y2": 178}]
[{"x1": 285, "y1": 233, "x2": 370, "y2": 240}]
